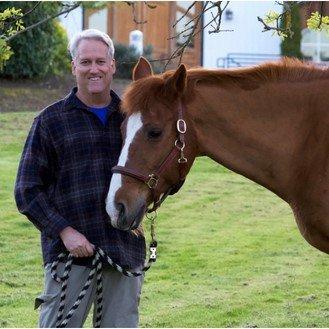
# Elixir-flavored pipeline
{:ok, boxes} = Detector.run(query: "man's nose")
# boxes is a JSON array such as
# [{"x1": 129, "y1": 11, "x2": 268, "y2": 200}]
[{"x1": 90, "y1": 62, "x2": 99, "y2": 73}]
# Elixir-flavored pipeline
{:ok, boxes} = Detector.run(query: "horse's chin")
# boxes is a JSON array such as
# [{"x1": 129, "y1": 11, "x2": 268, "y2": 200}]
[{"x1": 111, "y1": 220, "x2": 139, "y2": 231}]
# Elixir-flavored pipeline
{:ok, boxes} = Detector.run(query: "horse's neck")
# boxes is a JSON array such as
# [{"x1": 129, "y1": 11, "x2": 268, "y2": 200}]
[{"x1": 190, "y1": 81, "x2": 329, "y2": 202}]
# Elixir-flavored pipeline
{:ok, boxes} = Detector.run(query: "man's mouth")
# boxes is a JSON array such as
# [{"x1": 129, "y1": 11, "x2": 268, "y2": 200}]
[{"x1": 89, "y1": 76, "x2": 102, "y2": 81}]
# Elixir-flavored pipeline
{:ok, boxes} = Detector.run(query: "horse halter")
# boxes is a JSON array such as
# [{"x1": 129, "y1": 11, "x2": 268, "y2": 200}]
[{"x1": 112, "y1": 100, "x2": 188, "y2": 213}]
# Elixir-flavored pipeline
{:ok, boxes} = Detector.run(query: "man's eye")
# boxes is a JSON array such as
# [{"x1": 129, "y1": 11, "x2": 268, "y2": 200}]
[{"x1": 147, "y1": 129, "x2": 162, "y2": 140}]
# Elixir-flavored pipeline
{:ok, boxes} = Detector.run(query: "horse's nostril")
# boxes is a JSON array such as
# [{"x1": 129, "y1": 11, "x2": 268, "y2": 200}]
[{"x1": 116, "y1": 202, "x2": 125, "y2": 218}]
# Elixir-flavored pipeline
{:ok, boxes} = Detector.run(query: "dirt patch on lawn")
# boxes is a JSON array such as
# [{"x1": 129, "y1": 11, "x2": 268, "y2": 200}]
[{"x1": 0, "y1": 75, "x2": 131, "y2": 112}]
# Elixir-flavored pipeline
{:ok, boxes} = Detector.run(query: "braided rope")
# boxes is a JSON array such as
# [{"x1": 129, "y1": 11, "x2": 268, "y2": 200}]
[
  {"x1": 94, "y1": 259, "x2": 103, "y2": 327},
  {"x1": 54, "y1": 255, "x2": 73, "y2": 326},
  {"x1": 51, "y1": 244, "x2": 156, "y2": 328}
]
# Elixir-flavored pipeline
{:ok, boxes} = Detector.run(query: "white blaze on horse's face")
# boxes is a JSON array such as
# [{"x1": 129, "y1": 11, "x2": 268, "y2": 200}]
[{"x1": 106, "y1": 112, "x2": 143, "y2": 227}]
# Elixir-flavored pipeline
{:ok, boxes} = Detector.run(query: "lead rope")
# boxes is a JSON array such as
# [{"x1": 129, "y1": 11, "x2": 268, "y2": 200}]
[{"x1": 51, "y1": 215, "x2": 158, "y2": 328}]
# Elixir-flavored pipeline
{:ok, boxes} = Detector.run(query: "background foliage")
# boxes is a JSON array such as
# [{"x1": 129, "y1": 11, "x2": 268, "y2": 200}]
[
  {"x1": 0, "y1": 7, "x2": 24, "y2": 70},
  {"x1": 0, "y1": 2, "x2": 70, "y2": 79}
]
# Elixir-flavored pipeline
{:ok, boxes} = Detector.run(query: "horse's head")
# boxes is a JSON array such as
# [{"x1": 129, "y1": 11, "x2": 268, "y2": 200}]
[{"x1": 106, "y1": 57, "x2": 198, "y2": 231}]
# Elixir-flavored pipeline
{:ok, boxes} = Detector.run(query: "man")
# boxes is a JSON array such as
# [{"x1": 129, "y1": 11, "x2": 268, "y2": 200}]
[{"x1": 15, "y1": 29, "x2": 145, "y2": 328}]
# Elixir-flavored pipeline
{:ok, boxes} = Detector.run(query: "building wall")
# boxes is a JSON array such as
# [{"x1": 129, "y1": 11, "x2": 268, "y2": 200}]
[
  {"x1": 84, "y1": 2, "x2": 202, "y2": 68},
  {"x1": 88, "y1": 7, "x2": 108, "y2": 33},
  {"x1": 203, "y1": 1, "x2": 281, "y2": 68},
  {"x1": 107, "y1": 2, "x2": 171, "y2": 60},
  {"x1": 56, "y1": 2, "x2": 329, "y2": 68},
  {"x1": 59, "y1": 6, "x2": 83, "y2": 41}
]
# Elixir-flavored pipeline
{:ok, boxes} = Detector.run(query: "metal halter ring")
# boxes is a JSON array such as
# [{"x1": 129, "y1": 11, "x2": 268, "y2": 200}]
[
  {"x1": 177, "y1": 119, "x2": 187, "y2": 134},
  {"x1": 178, "y1": 156, "x2": 188, "y2": 164},
  {"x1": 146, "y1": 174, "x2": 159, "y2": 189},
  {"x1": 175, "y1": 139, "x2": 185, "y2": 150}
]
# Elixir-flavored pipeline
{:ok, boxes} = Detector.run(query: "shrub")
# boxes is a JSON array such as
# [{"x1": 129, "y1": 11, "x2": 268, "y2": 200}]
[
  {"x1": 0, "y1": 2, "x2": 70, "y2": 79},
  {"x1": 114, "y1": 43, "x2": 159, "y2": 79},
  {"x1": 51, "y1": 20, "x2": 71, "y2": 76}
]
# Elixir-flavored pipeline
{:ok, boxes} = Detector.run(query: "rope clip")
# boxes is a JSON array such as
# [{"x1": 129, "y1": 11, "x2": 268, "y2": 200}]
[{"x1": 149, "y1": 241, "x2": 158, "y2": 261}]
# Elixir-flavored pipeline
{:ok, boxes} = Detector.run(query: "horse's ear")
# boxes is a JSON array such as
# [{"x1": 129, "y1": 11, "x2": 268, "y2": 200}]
[
  {"x1": 165, "y1": 64, "x2": 187, "y2": 95},
  {"x1": 133, "y1": 57, "x2": 153, "y2": 81}
]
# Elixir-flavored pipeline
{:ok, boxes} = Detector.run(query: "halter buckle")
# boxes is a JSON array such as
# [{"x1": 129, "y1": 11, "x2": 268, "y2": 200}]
[
  {"x1": 146, "y1": 174, "x2": 159, "y2": 189},
  {"x1": 177, "y1": 119, "x2": 187, "y2": 134}
]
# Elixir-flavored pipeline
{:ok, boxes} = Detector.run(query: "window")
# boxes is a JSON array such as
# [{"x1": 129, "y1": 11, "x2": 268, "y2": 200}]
[
  {"x1": 301, "y1": 28, "x2": 329, "y2": 62},
  {"x1": 88, "y1": 8, "x2": 108, "y2": 34},
  {"x1": 175, "y1": 1, "x2": 196, "y2": 48}
]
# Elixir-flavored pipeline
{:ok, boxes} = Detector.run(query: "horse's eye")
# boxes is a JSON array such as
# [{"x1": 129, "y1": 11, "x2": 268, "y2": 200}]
[{"x1": 147, "y1": 129, "x2": 162, "y2": 140}]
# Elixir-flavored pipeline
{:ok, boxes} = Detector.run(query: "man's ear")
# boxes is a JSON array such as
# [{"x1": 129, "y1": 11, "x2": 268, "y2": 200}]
[
  {"x1": 164, "y1": 64, "x2": 187, "y2": 95},
  {"x1": 111, "y1": 58, "x2": 116, "y2": 75},
  {"x1": 133, "y1": 57, "x2": 153, "y2": 81},
  {"x1": 71, "y1": 60, "x2": 76, "y2": 76}
]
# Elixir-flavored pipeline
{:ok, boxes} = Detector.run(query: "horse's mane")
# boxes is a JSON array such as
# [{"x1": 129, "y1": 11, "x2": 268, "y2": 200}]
[
  {"x1": 122, "y1": 57, "x2": 329, "y2": 115},
  {"x1": 186, "y1": 57, "x2": 329, "y2": 86}
]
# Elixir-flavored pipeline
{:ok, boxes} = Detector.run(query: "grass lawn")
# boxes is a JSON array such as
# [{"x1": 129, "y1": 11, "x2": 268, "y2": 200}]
[{"x1": 1, "y1": 111, "x2": 329, "y2": 327}]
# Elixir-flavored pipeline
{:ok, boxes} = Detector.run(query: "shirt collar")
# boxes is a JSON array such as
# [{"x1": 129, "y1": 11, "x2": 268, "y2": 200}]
[{"x1": 63, "y1": 87, "x2": 121, "y2": 112}]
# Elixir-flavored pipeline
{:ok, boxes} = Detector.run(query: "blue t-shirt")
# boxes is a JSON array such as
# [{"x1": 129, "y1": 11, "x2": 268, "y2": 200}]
[{"x1": 89, "y1": 107, "x2": 109, "y2": 126}]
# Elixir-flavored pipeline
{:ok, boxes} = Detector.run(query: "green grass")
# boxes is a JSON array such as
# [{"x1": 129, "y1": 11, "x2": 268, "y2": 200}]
[{"x1": 1, "y1": 112, "x2": 329, "y2": 327}]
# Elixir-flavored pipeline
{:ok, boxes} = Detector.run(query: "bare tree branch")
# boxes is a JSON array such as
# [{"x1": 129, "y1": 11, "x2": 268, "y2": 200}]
[
  {"x1": 21, "y1": 2, "x2": 42, "y2": 19},
  {"x1": 207, "y1": 1, "x2": 230, "y2": 34},
  {"x1": 183, "y1": 2, "x2": 219, "y2": 27},
  {"x1": 257, "y1": 1, "x2": 303, "y2": 38},
  {"x1": 257, "y1": 16, "x2": 286, "y2": 34},
  {"x1": 165, "y1": 2, "x2": 206, "y2": 68},
  {"x1": 164, "y1": 2, "x2": 210, "y2": 69},
  {"x1": 173, "y1": 1, "x2": 196, "y2": 28},
  {"x1": 164, "y1": 1, "x2": 232, "y2": 69},
  {"x1": 168, "y1": 25, "x2": 194, "y2": 41}
]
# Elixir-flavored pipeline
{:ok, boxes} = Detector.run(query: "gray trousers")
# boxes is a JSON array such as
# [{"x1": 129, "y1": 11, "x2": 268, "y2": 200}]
[{"x1": 36, "y1": 263, "x2": 144, "y2": 328}]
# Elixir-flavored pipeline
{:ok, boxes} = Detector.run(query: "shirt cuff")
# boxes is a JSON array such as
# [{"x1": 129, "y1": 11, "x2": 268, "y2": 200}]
[{"x1": 43, "y1": 212, "x2": 71, "y2": 239}]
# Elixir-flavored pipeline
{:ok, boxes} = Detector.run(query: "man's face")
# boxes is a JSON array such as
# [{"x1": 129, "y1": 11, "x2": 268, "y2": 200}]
[{"x1": 72, "y1": 39, "x2": 116, "y2": 96}]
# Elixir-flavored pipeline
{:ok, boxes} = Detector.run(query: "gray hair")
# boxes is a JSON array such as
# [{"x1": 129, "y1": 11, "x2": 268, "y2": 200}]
[{"x1": 68, "y1": 29, "x2": 115, "y2": 59}]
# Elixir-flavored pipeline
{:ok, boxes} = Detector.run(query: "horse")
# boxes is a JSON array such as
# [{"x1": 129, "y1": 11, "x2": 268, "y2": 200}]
[{"x1": 106, "y1": 56, "x2": 329, "y2": 255}]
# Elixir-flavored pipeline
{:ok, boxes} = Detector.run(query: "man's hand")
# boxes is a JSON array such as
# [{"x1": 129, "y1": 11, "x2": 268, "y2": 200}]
[{"x1": 59, "y1": 226, "x2": 95, "y2": 257}]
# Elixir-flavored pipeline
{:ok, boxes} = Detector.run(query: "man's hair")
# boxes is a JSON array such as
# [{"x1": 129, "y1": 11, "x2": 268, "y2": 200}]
[{"x1": 68, "y1": 29, "x2": 115, "y2": 59}]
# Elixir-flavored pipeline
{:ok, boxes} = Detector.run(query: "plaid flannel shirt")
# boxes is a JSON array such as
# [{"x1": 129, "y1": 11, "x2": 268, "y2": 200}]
[{"x1": 14, "y1": 88, "x2": 146, "y2": 269}]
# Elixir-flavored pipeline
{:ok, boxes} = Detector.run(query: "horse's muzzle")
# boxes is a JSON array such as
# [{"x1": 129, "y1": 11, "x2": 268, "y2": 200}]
[{"x1": 113, "y1": 201, "x2": 146, "y2": 231}]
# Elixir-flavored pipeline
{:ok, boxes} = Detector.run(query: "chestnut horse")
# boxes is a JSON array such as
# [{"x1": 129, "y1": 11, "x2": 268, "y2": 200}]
[{"x1": 106, "y1": 57, "x2": 329, "y2": 254}]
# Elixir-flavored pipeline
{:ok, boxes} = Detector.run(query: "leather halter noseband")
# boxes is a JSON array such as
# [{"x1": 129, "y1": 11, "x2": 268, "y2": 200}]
[{"x1": 112, "y1": 100, "x2": 188, "y2": 213}]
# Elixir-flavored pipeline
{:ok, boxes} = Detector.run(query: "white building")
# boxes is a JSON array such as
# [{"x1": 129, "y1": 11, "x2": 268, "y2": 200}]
[
  {"x1": 58, "y1": 2, "x2": 329, "y2": 68},
  {"x1": 203, "y1": 1, "x2": 282, "y2": 68},
  {"x1": 58, "y1": 6, "x2": 83, "y2": 41}
]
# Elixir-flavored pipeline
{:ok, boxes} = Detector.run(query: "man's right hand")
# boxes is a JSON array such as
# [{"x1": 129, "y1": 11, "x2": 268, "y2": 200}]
[{"x1": 59, "y1": 226, "x2": 95, "y2": 257}]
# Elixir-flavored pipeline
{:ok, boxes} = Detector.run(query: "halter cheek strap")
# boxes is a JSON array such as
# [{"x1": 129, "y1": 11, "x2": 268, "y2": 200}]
[{"x1": 112, "y1": 100, "x2": 188, "y2": 213}]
